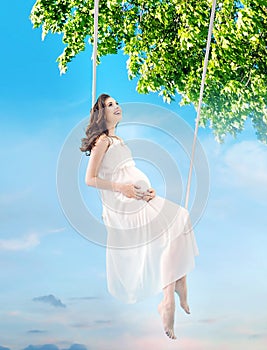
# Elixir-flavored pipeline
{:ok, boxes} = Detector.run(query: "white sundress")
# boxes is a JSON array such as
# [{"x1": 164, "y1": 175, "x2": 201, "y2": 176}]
[{"x1": 98, "y1": 136, "x2": 199, "y2": 304}]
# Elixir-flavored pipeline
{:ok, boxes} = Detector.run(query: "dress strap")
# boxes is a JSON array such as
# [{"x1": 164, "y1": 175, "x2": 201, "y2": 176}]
[{"x1": 107, "y1": 135, "x2": 123, "y2": 144}]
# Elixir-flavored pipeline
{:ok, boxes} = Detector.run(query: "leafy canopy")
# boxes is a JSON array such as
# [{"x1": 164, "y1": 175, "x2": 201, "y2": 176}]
[{"x1": 30, "y1": 0, "x2": 267, "y2": 143}]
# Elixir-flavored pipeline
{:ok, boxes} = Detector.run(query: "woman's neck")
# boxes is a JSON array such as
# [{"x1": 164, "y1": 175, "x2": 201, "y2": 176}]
[{"x1": 108, "y1": 127, "x2": 116, "y2": 136}]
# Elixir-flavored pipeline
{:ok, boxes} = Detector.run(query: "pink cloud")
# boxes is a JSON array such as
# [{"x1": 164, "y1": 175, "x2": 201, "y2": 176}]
[{"x1": 89, "y1": 333, "x2": 216, "y2": 350}]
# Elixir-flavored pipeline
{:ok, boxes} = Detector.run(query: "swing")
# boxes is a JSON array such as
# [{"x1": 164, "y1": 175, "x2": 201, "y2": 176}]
[{"x1": 91, "y1": 0, "x2": 217, "y2": 209}]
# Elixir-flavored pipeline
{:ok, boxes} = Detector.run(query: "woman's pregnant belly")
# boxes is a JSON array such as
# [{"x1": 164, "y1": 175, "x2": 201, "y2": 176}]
[
  {"x1": 129, "y1": 166, "x2": 151, "y2": 192},
  {"x1": 117, "y1": 165, "x2": 151, "y2": 193},
  {"x1": 101, "y1": 165, "x2": 152, "y2": 215}
]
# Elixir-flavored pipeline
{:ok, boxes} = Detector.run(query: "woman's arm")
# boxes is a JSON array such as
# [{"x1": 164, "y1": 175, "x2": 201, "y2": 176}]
[
  {"x1": 85, "y1": 134, "x2": 118, "y2": 191},
  {"x1": 85, "y1": 134, "x2": 144, "y2": 199}
]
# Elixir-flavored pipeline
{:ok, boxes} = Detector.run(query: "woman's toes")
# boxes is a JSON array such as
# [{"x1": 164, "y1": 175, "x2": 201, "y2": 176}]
[
  {"x1": 170, "y1": 329, "x2": 176, "y2": 339},
  {"x1": 180, "y1": 302, "x2": 190, "y2": 314},
  {"x1": 165, "y1": 328, "x2": 176, "y2": 339}
]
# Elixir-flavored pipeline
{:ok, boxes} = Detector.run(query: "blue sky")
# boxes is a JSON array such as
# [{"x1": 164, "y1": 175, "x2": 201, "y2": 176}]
[{"x1": 0, "y1": 1, "x2": 267, "y2": 349}]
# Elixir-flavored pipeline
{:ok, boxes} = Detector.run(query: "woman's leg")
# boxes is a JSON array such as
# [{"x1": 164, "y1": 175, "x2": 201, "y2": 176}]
[
  {"x1": 158, "y1": 281, "x2": 177, "y2": 339},
  {"x1": 175, "y1": 275, "x2": 190, "y2": 314}
]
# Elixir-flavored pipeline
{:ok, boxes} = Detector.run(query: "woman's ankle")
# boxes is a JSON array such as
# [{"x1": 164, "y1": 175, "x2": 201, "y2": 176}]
[{"x1": 162, "y1": 298, "x2": 175, "y2": 307}]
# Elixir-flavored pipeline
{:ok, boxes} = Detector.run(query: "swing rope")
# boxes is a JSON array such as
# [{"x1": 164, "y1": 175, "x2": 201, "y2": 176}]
[
  {"x1": 91, "y1": 0, "x2": 217, "y2": 208},
  {"x1": 184, "y1": 0, "x2": 217, "y2": 210},
  {"x1": 91, "y1": 0, "x2": 99, "y2": 109}
]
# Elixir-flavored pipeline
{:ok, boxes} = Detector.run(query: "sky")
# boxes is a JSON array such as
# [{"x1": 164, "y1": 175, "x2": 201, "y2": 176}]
[{"x1": 0, "y1": 1, "x2": 267, "y2": 350}]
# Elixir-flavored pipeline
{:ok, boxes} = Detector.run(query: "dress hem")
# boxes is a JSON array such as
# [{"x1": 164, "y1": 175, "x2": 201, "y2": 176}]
[{"x1": 107, "y1": 255, "x2": 198, "y2": 304}]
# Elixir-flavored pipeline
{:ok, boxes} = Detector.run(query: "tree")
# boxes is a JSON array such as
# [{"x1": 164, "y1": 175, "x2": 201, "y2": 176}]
[{"x1": 30, "y1": 0, "x2": 267, "y2": 143}]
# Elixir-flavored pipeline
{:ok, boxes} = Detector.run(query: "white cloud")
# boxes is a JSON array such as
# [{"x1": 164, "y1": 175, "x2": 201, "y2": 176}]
[
  {"x1": 201, "y1": 137, "x2": 267, "y2": 200},
  {"x1": 218, "y1": 140, "x2": 267, "y2": 197},
  {"x1": 47, "y1": 227, "x2": 66, "y2": 233},
  {"x1": 0, "y1": 187, "x2": 33, "y2": 205},
  {"x1": 0, "y1": 232, "x2": 40, "y2": 251},
  {"x1": 0, "y1": 226, "x2": 66, "y2": 252}
]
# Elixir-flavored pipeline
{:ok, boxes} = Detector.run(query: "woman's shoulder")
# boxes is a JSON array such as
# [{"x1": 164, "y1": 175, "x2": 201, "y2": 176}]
[
  {"x1": 95, "y1": 133, "x2": 111, "y2": 144},
  {"x1": 91, "y1": 133, "x2": 112, "y2": 153},
  {"x1": 94, "y1": 134, "x2": 123, "y2": 149},
  {"x1": 108, "y1": 135, "x2": 124, "y2": 143}
]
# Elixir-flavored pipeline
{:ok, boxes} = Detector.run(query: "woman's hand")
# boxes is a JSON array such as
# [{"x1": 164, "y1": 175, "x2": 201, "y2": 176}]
[
  {"x1": 118, "y1": 183, "x2": 145, "y2": 200},
  {"x1": 142, "y1": 188, "x2": 156, "y2": 202}
]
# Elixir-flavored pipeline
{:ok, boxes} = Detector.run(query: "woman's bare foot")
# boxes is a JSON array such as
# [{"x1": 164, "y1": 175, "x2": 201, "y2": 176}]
[
  {"x1": 158, "y1": 300, "x2": 177, "y2": 339},
  {"x1": 176, "y1": 295, "x2": 190, "y2": 314},
  {"x1": 175, "y1": 276, "x2": 190, "y2": 314}
]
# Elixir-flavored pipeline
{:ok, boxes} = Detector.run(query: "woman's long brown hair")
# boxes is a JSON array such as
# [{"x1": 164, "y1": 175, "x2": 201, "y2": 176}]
[{"x1": 80, "y1": 93, "x2": 112, "y2": 156}]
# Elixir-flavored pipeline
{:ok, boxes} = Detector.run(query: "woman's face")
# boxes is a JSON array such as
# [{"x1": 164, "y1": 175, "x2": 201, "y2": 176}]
[{"x1": 104, "y1": 96, "x2": 122, "y2": 128}]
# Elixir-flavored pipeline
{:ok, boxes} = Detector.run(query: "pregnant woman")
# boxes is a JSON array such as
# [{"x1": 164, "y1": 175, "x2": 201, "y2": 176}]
[{"x1": 80, "y1": 93, "x2": 199, "y2": 339}]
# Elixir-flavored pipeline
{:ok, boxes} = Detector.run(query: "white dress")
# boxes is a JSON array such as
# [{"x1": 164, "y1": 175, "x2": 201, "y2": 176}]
[{"x1": 98, "y1": 136, "x2": 199, "y2": 304}]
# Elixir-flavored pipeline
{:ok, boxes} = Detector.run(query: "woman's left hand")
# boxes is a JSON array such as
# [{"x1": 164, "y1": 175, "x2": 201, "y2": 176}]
[{"x1": 142, "y1": 188, "x2": 156, "y2": 202}]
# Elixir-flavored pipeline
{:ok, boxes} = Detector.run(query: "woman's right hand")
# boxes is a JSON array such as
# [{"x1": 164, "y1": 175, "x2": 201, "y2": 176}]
[{"x1": 118, "y1": 183, "x2": 145, "y2": 200}]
